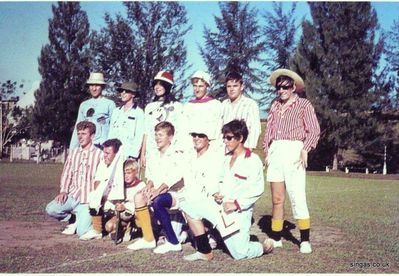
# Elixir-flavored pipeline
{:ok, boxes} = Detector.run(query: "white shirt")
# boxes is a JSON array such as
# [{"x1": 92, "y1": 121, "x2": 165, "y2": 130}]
[
  {"x1": 144, "y1": 101, "x2": 185, "y2": 158},
  {"x1": 145, "y1": 145, "x2": 184, "y2": 190},
  {"x1": 220, "y1": 149, "x2": 264, "y2": 211},
  {"x1": 108, "y1": 105, "x2": 144, "y2": 158},
  {"x1": 221, "y1": 95, "x2": 261, "y2": 149},
  {"x1": 103, "y1": 180, "x2": 146, "y2": 212}
]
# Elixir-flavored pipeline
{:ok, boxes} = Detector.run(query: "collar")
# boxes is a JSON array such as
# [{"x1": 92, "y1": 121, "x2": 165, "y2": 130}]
[
  {"x1": 189, "y1": 95, "x2": 214, "y2": 103},
  {"x1": 125, "y1": 177, "x2": 141, "y2": 188},
  {"x1": 277, "y1": 94, "x2": 299, "y2": 108},
  {"x1": 244, "y1": 147, "x2": 252, "y2": 158},
  {"x1": 78, "y1": 143, "x2": 96, "y2": 153}
]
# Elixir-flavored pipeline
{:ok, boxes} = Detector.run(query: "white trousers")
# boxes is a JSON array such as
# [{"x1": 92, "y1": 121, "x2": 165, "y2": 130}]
[{"x1": 266, "y1": 140, "x2": 309, "y2": 219}]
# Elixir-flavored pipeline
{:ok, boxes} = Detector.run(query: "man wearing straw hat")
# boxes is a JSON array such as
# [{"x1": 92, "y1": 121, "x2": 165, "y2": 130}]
[
  {"x1": 108, "y1": 82, "x2": 144, "y2": 160},
  {"x1": 69, "y1": 72, "x2": 116, "y2": 150},
  {"x1": 263, "y1": 69, "x2": 320, "y2": 254}
]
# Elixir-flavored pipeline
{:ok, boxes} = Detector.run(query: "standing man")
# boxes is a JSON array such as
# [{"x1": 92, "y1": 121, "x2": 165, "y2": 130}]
[
  {"x1": 46, "y1": 121, "x2": 102, "y2": 238},
  {"x1": 183, "y1": 71, "x2": 223, "y2": 149},
  {"x1": 263, "y1": 69, "x2": 320, "y2": 254},
  {"x1": 221, "y1": 71, "x2": 261, "y2": 149},
  {"x1": 70, "y1": 72, "x2": 115, "y2": 150},
  {"x1": 108, "y1": 82, "x2": 144, "y2": 159}
]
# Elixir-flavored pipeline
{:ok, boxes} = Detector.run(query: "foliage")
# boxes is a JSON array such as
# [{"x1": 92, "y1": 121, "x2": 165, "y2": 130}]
[
  {"x1": 292, "y1": 2, "x2": 384, "y2": 169},
  {"x1": 90, "y1": 2, "x2": 191, "y2": 108},
  {"x1": 384, "y1": 19, "x2": 399, "y2": 108},
  {"x1": 200, "y1": 2, "x2": 265, "y2": 100},
  {"x1": 32, "y1": 2, "x2": 91, "y2": 145}
]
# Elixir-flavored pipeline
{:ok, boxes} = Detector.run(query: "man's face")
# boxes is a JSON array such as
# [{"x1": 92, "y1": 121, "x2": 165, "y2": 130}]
[
  {"x1": 77, "y1": 128, "x2": 93, "y2": 148},
  {"x1": 124, "y1": 169, "x2": 137, "y2": 185},
  {"x1": 89, "y1": 84, "x2": 103, "y2": 98},
  {"x1": 155, "y1": 129, "x2": 173, "y2": 151},
  {"x1": 192, "y1": 79, "x2": 208, "y2": 99},
  {"x1": 191, "y1": 133, "x2": 209, "y2": 153},
  {"x1": 120, "y1": 91, "x2": 134, "y2": 104},
  {"x1": 103, "y1": 146, "x2": 117, "y2": 166},
  {"x1": 223, "y1": 132, "x2": 241, "y2": 154},
  {"x1": 226, "y1": 80, "x2": 244, "y2": 102},
  {"x1": 276, "y1": 80, "x2": 296, "y2": 102}
]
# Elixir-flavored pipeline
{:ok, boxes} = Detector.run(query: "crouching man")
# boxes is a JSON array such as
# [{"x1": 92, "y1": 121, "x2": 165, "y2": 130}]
[
  {"x1": 46, "y1": 121, "x2": 102, "y2": 238},
  {"x1": 182, "y1": 120, "x2": 273, "y2": 261}
]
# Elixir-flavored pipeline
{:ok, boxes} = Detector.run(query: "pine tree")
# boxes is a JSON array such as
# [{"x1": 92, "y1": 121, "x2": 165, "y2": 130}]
[
  {"x1": 32, "y1": 2, "x2": 91, "y2": 148},
  {"x1": 385, "y1": 20, "x2": 399, "y2": 108},
  {"x1": 292, "y1": 2, "x2": 383, "y2": 170},
  {"x1": 200, "y1": 2, "x2": 264, "y2": 99},
  {"x1": 90, "y1": 2, "x2": 191, "y2": 108},
  {"x1": 262, "y1": 2, "x2": 298, "y2": 106}
]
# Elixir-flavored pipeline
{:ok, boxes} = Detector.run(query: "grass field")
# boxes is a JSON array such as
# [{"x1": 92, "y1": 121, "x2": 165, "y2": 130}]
[{"x1": 0, "y1": 162, "x2": 398, "y2": 273}]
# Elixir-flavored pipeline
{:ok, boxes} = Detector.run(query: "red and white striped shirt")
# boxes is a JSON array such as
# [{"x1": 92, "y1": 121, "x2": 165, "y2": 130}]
[
  {"x1": 60, "y1": 144, "x2": 102, "y2": 204},
  {"x1": 263, "y1": 95, "x2": 320, "y2": 157}
]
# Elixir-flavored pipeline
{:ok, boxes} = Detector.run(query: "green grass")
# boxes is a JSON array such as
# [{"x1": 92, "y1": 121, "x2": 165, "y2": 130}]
[{"x1": 0, "y1": 162, "x2": 398, "y2": 273}]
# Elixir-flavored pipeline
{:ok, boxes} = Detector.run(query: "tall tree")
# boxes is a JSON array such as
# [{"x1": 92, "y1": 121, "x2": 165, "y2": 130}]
[
  {"x1": 262, "y1": 2, "x2": 298, "y2": 106},
  {"x1": 90, "y1": 2, "x2": 191, "y2": 108},
  {"x1": 384, "y1": 19, "x2": 399, "y2": 108},
  {"x1": 200, "y1": 2, "x2": 264, "y2": 99},
  {"x1": 32, "y1": 2, "x2": 91, "y2": 148},
  {"x1": 292, "y1": 2, "x2": 383, "y2": 170}
]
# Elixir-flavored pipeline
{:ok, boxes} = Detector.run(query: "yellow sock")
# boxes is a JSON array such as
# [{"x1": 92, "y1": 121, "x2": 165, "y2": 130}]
[
  {"x1": 297, "y1": 218, "x2": 310, "y2": 230},
  {"x1": 135, "y1": 206, "x2": 154, "y2": 242},
  {"x1": 92, "y1": 215, "x2": 102, "y2": 233},
  {"x1": 271, "y1": 219, "x2": 284, "y2": 232}
]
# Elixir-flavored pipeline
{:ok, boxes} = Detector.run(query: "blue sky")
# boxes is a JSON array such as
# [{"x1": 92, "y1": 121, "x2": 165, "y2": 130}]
[{"x1": 0, "y1": 1, "x2": 398, "y2": 101}]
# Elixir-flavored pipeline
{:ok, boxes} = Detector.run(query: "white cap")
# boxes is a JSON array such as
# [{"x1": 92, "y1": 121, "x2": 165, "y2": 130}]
[
  {"x1": 189, "y1": 123, "x2": 215, "y2": 140},
  {"x1": 191, "y1": 70, "x2": 211, "y2": 87}
]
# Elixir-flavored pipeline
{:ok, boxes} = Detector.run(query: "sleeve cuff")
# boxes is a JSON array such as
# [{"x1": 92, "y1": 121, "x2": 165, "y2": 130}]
[{"x1": 234, "y1": 200, "x2": 242, "y2": 212}]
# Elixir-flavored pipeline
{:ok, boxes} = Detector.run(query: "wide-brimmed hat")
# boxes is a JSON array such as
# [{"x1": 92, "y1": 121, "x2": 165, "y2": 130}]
[
  {"x1": 154, "y1": 71, "x2": 174, "y2": 85},
  {"x1": 117, "y1": 82, "x2": 139, "y2": 94},
  {"x1": 270, "y1": 69, "x2": 305, "y2": 92},
  {"x1": 191, "y1": 70, "x2": 211, "y2": 87},
  {"x1": 189, "y1": 124, "x2": 215, "y2": 140},
  {"x1": 86, "y1": 72, "x2": 106, "y2": 85}
]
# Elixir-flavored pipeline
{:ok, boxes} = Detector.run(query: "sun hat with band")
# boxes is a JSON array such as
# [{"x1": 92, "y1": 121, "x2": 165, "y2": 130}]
[
  {"x1": 86, "y1": 72, "x2": 106, "y2": 85},
  {"x1": 270, "y1": 69, "x2": 305, "y2": 92},
  {"x1": 191, "y1": 70, "x2": 211, "y2": 87},
  {"x1": 117, "y1": 82, "x2": 139, "y2": 94}
]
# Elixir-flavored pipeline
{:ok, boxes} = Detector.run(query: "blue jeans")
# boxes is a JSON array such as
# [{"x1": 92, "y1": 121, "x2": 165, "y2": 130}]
[{"x1": 46, "y1": 196, "x2": 92, "y2": 237}]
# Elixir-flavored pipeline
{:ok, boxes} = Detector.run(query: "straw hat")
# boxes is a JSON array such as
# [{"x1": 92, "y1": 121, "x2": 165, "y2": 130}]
[
  {"x1": 154, "y1": 71, "x2": 174, "y2": 85},
  {"x1": 189, "y1": 123, "x2": 215, "y2": 140},
  {"x1": 191, "y1": 70, "x2": 211, "y2": 86},
  {"x1": 117, "y1": 82, "x2": 139, "y2": 94},
  {"x1": 270, "y1": 69, "x2": 305, "y2": 92},
  {"x1": 86, "y1": 72, "x2": 106, "y2": 85}
]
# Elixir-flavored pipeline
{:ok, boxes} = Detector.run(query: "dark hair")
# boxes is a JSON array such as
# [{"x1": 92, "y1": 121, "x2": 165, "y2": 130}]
[
  {"x1": 152, "y1": 80, "x2": 177, "y2": 106},
  {"x1": 76, "y1": 121, "x2": 96, "y2": 135},
  {"x1": 225, "y1": 71, "x2": 243, "y2": 84},
  {"x1": 222, "y1": 119, "x2": 248, "y2": 144},
  {"x1": 102, "y1": 138, "x2": 122, "y2": 154},
  {"x1": 276, "y1": 75, "x2": 295, "y2": 87},
  {"x1": 154, "y1": 121, "x2": 175, "y2": 136}
]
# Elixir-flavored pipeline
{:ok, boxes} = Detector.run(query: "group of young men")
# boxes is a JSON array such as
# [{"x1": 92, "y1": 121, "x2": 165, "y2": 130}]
[{"x1": 46, "y1": 68, "x2": 320, "y2": 261}]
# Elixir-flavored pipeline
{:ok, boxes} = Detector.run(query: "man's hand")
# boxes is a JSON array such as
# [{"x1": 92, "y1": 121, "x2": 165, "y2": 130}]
[
  {"x1": 213, "y1": 192, "x2": 224, "y2": 204},
  {"x1": 296, "y1": 149, "x2": 308, "y2": 169},
  {"x1": 223, "y1": 201, "x2": 237, "y2": 214},
  {"x1": 54, "y1": 192, "x2": 68, "y2": 204}
]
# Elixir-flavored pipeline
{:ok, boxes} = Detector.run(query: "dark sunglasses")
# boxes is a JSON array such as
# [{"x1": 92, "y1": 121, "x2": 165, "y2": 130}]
[
  {"x1": 276, "y1": 85, "x2": 293, "y2": 91},
  {"x1": 190, "y1": 133, "x2": 207, "y2": 139},
  {"x1": 223, "y1": 135, "x2": 235, "y2": 141}
]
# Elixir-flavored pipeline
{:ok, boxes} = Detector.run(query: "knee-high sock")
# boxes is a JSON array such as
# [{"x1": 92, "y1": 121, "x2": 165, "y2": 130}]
[
  {"x1": 92, "y1": 215, "x2": 102, "y2": 233},
  {"x1": 271, "y1": 218, "x2": 283, "y2": 241},
  {"x1": 298, "y1": 218, "x2": 310, "y2": 242},
  {"x1": 135, "y1": 206, "x2": 154, "y2": 242},
  {"x1": 152, "y1": 193, "x2": 179, "y2": 245},
  {"x1": 195, "y1": 233, "x2": 212, "y2": 254}
]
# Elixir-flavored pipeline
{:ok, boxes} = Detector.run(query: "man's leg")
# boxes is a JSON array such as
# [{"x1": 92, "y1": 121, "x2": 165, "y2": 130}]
[
  {"x1": 183, "y1": 213, "x2": 213, "y2": 261},
  {"x1": 74, "y1": 203, "x2": 93, "y2": 237},
  {"x1": 270, "y1": 182, "x2": 285, "y2": 247},
  {"x1": 46, "y1": 196, "x2": 78, "y2": 222}
]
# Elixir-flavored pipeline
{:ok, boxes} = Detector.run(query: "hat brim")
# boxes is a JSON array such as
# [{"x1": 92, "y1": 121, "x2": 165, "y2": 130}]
[
  {"x1": 86, "y1": 81, "x2": 106, "y2": 85},
  {"x1": 116, "y1": 87, "x2": 138, "y2": 94},
  {"x1": 270, "y1": 69, "x2": 305, "y2": 92}
]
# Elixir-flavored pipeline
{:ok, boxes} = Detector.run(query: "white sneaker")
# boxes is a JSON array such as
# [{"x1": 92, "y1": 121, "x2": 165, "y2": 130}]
[
  {"x1": 178, "y1": 230, "x2": 188, "y2": 244},
  {"x1": 300, "y1": 241, "x2": 312, "y2": 254},
  {"x1": 208, "y1": 236, "x2": 217, "y2": 249},
  {"x1": 268, "y1": 238, "x2": 283, "y2": 248},
  {"x1": 153, "y1": 241, "x2": 182, "y2": 254},
  {"x1": 184, "y1": 251, "x2": 214, "y2": 261},
  {"x1": 79, "y1": 229, "x2": 102, "y2": 241},
  {"x1": 61, "y1": 222, "x2": 77, "y2": 235},
  {"x1": 127, "y1": 238, "x2": 156, "y2": 250}
]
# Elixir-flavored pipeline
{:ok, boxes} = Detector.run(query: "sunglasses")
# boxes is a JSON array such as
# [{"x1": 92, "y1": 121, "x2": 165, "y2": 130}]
[
  {"x1": 276, "y1": 85, "x2": 293, "y2": 91},
  {"x1": 190, "y1": 133, "x2": 207, "y2": 139},
  {"x1": 223, "y1": 135, "x2": 235, "y2": 141}
]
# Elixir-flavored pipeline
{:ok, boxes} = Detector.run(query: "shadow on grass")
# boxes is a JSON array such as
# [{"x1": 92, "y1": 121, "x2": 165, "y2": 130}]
[{"x1": 257, "y1": 215, "x2": 300, "y2": 246}]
